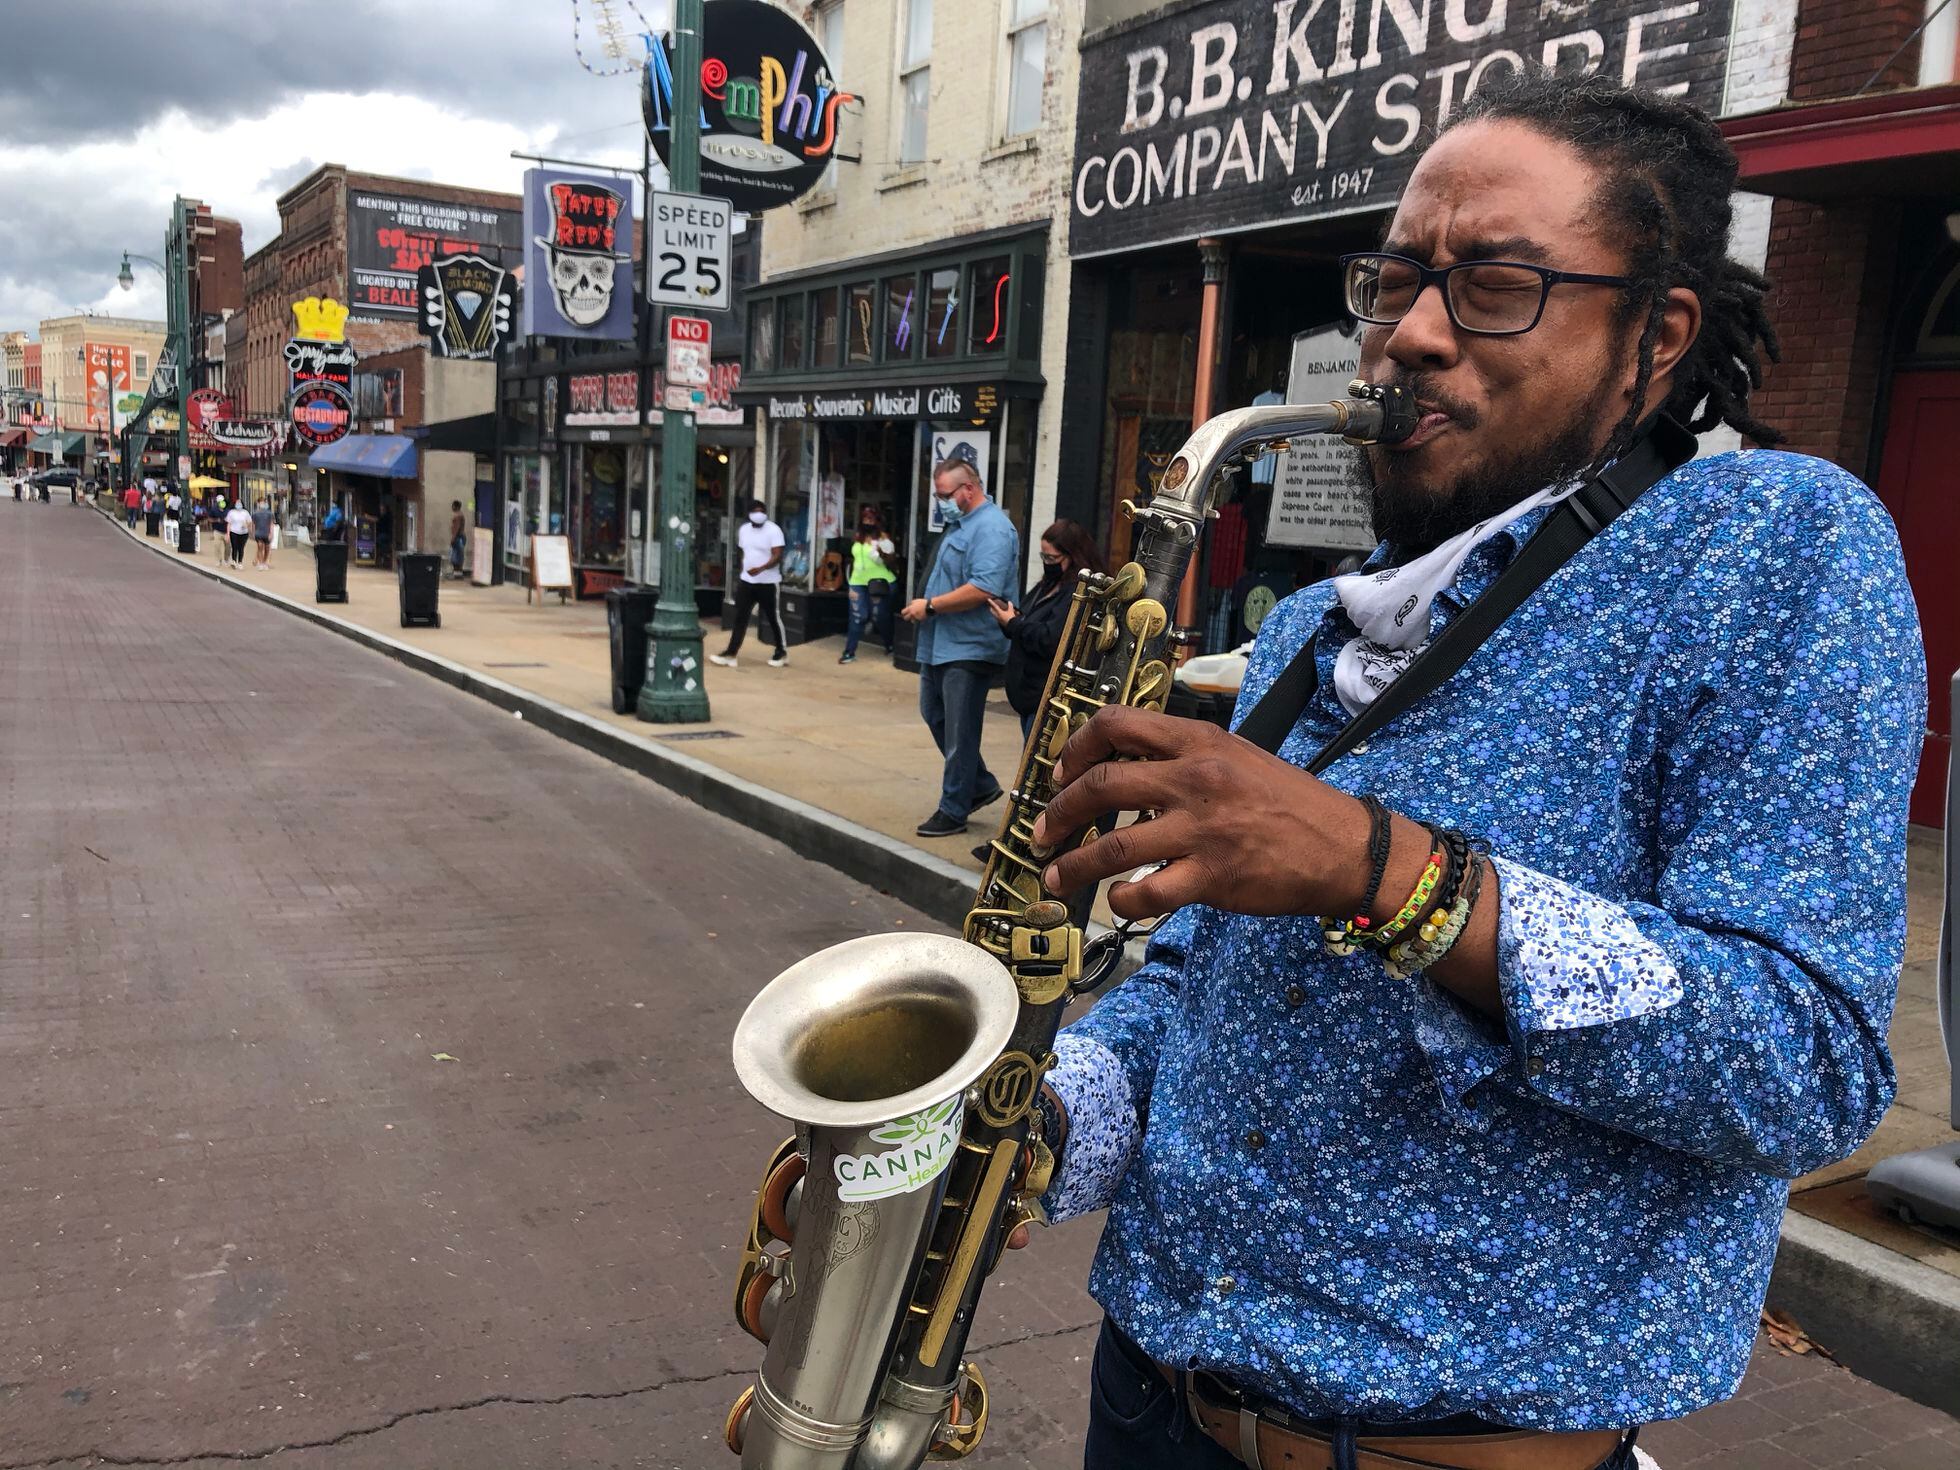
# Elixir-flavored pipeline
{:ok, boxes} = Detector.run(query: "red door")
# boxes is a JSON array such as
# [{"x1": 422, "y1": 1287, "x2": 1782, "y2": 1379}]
[{"x1": 1874, "y1": 370, "x2": 1960, "y2": 828}]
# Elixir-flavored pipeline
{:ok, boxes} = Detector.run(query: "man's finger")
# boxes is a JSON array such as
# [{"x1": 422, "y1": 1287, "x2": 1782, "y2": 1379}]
[
  {"x1": 1105, "y1": 857, "x2": 1207, "y2": 922},
  {"x1": 1035, "y1": 757, "x2": 1181, "y2": 852},
  {"x1": 1049, "y1": 706, "x2": 1202, "y2": 790},
  {"x1": 1042, "y1": 813, "x2": 1191, "y2": 898}
]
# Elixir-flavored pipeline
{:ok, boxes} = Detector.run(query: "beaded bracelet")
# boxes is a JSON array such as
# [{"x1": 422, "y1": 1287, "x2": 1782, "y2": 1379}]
[
  {"x1": 1367, "y1": 828, "x2": 1447, "y2": 951},
  {"x1": 1319, "y1": 796, "x2": 1392, "y2": 956},
  {"x1": 1386, "y1": 850, "x2": 1486, "y2": 979}
]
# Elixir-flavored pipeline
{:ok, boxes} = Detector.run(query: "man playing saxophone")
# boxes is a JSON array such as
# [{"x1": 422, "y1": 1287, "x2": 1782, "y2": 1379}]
[{"x1": 1025, "y1": 75, "x2": 1923, "y2": 1470}]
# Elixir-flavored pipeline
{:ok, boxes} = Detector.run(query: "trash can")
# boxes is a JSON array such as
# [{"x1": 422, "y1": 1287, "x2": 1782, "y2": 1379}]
[
  {"x1": 606, "y1": 586, "x2": 662, "y2": 714},
  {"x1": 398, "y1": 552, "x2": 442, "y2": 628},
  {"x1": 315, "y1": 540, "x2": 349, "y2": 603},
  {"x1": 144, "y1": 507, "x2": 162, "y2": 537},
  {"x1": 177, "y1": 516, "x2": 198, "y2": 555}
]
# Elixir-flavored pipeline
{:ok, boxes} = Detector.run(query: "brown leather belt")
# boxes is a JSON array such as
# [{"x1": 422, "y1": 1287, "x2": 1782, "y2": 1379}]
[{"x1": 1153, "y1": 1360, "x2": 1627, "y2": 1470}]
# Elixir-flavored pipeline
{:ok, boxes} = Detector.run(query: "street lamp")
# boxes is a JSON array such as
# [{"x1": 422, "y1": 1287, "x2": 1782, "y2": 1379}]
[{"x1": 118, "y1": 251, "x2": 166, "y2": 291}]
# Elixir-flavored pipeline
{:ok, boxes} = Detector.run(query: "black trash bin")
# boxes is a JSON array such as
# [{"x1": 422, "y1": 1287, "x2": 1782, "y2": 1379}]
[
  {"x1": 144, "y1": 508, "x2": 162, "y2": 537},
  {"x1": 315, "y1": 540, "x2": 349, "y2": 603},
  {"x1": 397, "y1": 553, "x2": 442, "y2": 628},
  {"x1": 606, "y1": 586, "x2": 662, "y2": 714},
  {"x1": 177, "y1": 516, "x2": 198, "y2": 554}
]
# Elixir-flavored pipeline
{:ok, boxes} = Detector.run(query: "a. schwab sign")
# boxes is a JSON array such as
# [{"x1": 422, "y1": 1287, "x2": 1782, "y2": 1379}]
[{"x1": 1070, "y1": 0, "x2": 1734, "y2": 258}]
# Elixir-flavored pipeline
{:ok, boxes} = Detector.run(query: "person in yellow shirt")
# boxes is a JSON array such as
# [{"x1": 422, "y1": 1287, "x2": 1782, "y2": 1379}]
[{"x1": 838, "y1": 516, "x2": 897, "y2": 664}]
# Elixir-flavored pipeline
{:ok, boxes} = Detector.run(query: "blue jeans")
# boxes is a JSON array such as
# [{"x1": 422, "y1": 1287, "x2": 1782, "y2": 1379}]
[
  {"x1": 1085, "y1": 1321, "x2": 1642, "y2": 1470},
  {"x1": 844, "y1": 583, "x2": 893, "y2": 657},
  {"x1": 919, "y1": 659, "x2": 1002, "y2": 821}
]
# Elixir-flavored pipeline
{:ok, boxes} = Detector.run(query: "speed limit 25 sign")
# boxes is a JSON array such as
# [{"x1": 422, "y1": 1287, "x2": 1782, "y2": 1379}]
[{"x1": 648, "y1": 190, "x2": 733, "y2": 312}]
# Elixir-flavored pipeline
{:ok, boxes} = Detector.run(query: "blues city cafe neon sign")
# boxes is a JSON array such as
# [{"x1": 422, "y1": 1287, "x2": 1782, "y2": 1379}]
[{"x1": 644, "y1": 0, "x2": 856, "y2": 214}]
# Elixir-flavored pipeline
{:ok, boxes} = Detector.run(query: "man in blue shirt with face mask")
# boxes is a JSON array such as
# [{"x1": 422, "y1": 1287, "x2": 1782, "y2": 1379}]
[{"x1": 901, "y1": 457, "x2": 1020, "y2": 838}]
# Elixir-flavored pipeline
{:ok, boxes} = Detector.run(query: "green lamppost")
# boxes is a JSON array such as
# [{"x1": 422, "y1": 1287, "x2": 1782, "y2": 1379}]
[{"x1": 638, "y1": 0, "x2": 711, "y2": 723}]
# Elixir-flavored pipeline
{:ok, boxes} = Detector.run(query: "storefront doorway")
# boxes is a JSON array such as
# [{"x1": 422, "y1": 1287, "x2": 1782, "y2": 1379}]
[{"x1": 1876, "y1": 367, "x2": 1960, "y2": 827}]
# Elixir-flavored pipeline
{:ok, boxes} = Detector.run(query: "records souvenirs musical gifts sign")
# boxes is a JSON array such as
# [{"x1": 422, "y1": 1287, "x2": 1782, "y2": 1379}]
[
  {"x1": 643, "y1": 0, "x2": 854, "y2": 214},
  {"x1": 416, "y1": 252, "x2": 518, "y2": 360},
  {"x1": 285, "y1": 296, "x2": 356, "y2": 449},
  {"x1": 521, "y1": 168, "x2": 634, "y2": 341}
]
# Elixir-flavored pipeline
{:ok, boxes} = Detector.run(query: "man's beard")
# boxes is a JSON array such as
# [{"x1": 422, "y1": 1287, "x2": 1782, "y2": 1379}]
[{"x1": 1357, "y1": 371, "x2": 1618, "y2": 557}]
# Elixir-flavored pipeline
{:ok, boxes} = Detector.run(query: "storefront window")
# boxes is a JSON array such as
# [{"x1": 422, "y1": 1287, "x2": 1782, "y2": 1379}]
[
  {"x1": 924, "y1": 267, "x2": 960, "y2": 359},
  {"x1": 967, "y1": 257, "x2": 1011, "y2": 355},
  {"x1": 884, "y1": 274, "x2": 918, "y2": 360},
  {"x1": 503, "y1": 453, "x2": 541, "y2": 568},
  {"x1": 811, "y1": 289, "x2": 840, "y2": 368},
  {"x1": 780, "y1": 293, "x2": 806, "y2": 369},
  {"x1": 749, "y1": 299, "x2": 777, "y2": 374},
  {"x1": 771, "y1": 420, "x2": 819, "y2": 587},
  {"x1": 572, "y1": 443, "x2": 632, "y2": 568},
  {"x1": 845, "y1": 283, "x2": 876, "y2": 366}
]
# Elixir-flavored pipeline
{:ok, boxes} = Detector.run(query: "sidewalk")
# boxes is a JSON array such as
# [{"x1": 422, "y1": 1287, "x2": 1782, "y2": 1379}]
[{"x1": 105, "y1": 510, "x2": 1959, "y2": 1396}]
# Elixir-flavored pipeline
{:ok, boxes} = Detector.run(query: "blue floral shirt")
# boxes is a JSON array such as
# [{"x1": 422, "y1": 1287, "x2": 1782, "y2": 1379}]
[{"x1": 1042, "y1": 449, "x2": 1924, "y2": 1431}]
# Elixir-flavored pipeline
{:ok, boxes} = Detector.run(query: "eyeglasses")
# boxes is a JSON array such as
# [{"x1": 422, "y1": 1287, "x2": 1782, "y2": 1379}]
[{"x1": 1340, "y1": 252, "x2": 1634, "y2": 337}]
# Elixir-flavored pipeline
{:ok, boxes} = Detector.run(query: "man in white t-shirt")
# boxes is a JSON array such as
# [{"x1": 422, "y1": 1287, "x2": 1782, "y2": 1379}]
[{"x1": 711, "y1": 499, "x2": 788, "y2": 669}]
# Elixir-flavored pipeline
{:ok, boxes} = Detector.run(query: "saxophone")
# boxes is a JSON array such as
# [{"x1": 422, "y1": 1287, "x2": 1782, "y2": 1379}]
[{"x1": 724, "y1": 382, "x2": 1417, "y2": 1470}]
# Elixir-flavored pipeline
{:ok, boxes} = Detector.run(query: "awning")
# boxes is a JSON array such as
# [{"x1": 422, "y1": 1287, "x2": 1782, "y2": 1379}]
[
  {"x1": 27, "y1": 431, "x2": 84, "y2": 456},
  {"x1": 0, "y1": 429, "x2": 27, "y2": 447},
  {"x1": 307, "y1": 434, "x2": 419, "y2": 478},
  {"x1": 1723, "y1": 83, "x2": 1960, "y2": 200},
  {"x1": 422, "y1": 413, "x2": 497, "y2": 454}
]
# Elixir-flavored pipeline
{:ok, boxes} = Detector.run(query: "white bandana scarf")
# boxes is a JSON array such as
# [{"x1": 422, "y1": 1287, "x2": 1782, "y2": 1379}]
[{"x1": 1331, "y1": 478, "x2": 1578, "y2": 716}]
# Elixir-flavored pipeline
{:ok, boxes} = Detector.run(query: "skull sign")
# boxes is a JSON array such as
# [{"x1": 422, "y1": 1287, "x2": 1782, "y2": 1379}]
[
  {"x1": 547, "y1": 248, "x2": 617, "y2": 326},
  {"x1": 536, "y1": 178, "x2": 626, "y2": 330}
]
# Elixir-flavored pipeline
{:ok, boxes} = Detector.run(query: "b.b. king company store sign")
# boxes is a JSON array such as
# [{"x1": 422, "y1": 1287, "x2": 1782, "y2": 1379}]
[{"x1": 1070, "y1": 0, "x2": 1734, "y2": 257}]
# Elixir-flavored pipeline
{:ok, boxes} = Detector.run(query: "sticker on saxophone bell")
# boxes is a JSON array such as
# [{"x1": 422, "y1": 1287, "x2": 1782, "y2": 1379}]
[{"x1": 833, "y1": 1097, "x2": 963, "y2": 1201}]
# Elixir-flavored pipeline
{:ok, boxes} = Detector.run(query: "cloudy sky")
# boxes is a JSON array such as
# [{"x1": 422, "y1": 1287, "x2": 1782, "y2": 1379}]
[{"x1": 0, "y1": 0, "x2": 671, "y2": 328}]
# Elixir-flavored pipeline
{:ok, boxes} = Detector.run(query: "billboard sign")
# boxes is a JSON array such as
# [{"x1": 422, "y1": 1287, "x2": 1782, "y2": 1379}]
[
  {"x1": 84, "y1": 342, "x2": 132, "y2": 431},
  {"x1": 347, "y1": 191, "x2": 525, "y2": 323}
]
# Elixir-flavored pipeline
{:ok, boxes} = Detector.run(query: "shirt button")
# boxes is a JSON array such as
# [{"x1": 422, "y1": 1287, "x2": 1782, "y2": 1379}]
[
  {"x1": 1525, "y1": 1055, "x2": 1545, "y2": 1078},
  {"x1": 1245, "y1": 1128, "x2": 1267, "y2": 1151},
  {"x1": 1216, "y1": 1275, "x2": 1236, "y2": 1294},
  {"x1": 1284, "y1": 985, "x2": 1306, "y2": 1008}
]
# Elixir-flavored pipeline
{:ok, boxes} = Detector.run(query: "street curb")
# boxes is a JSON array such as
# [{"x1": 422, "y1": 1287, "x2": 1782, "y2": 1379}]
[
  {"x1": 1769, "y1": 1210, "x2": 1960, "y2": 1418},
  {"x1": 90, "y1": 507, "x2": 1064, "y2": 945}
]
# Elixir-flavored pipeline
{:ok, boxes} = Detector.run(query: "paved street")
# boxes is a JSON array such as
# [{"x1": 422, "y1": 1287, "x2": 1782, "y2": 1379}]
[{"x1": 1, "y1": 501, "x2": 1956, "y2": 1469}]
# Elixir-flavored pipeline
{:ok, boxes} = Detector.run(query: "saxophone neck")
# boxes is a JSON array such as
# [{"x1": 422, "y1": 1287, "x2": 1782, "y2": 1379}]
[{"x1": 1147, "y1": 381, "x2": 1418, "y2": 523}]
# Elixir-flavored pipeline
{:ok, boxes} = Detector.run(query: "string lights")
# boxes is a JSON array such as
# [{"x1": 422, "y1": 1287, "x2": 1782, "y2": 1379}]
[{"x1": 567, "y1": 0, "x2": 657, "y2": 77}]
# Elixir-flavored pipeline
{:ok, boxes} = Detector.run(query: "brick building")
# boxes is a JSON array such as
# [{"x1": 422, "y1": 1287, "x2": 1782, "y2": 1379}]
[
  {"x1": 1721, "y1": 1, "x2": 1959, "y2": 825},
  {"x1": 235, "y1": 165, "x2": 521, "y2": 561},
  {"x1": 734, "y1": 0, "x2": 1081, "y2": 648}
]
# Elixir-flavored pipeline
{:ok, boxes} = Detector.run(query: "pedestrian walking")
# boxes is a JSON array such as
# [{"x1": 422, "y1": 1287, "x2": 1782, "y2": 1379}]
[
  {"x1": 838, "y1": 516, "x2": 897, "y2": 663},
  {"x1": 899, "y1": 458, "x2": 1018, "y2": 837},
  {"x1": 122, "y1": 482, "x2": 141, "y2": 527},
  {"x1": 251, "y1": 500, "x2": 274, "y2": 568},
  {"x1": 710, "y1": 499, "x2": 788, "y2": 670},
  {"x1": 448, "y1": 500, "x2": 468, "y2": 577},
  {"x1": 224, "y1": 501, "x2": 253, "y2": 568}
]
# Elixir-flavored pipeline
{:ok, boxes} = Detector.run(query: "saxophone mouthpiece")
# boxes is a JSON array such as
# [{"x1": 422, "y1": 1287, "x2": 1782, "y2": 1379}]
[{"x1": 1348, "y1": 379, "x2": 1421, "y2": 444}]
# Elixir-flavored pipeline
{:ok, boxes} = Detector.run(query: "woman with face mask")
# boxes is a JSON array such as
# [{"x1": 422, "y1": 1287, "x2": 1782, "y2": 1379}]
[
  {"x1": 840, "y1": 516, "x2": 898, "y2": 663},
  {"x1": 987, "y1": 519, "x2": 1108, "y2": 743}
]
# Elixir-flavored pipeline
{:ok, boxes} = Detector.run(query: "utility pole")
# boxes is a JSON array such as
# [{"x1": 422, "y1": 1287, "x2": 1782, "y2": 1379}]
[
  {"x1": 638, "y1": 0, "x2": 710, "y2": 723},
  {"x1": 164, "y1": 198, "x2": 196, "y2": 549}
]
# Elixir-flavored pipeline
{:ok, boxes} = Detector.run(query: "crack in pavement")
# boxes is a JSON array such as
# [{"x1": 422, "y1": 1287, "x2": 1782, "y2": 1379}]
[{"x1": 4, "y1": 1321, "x2": 1102, "y2": 1468}]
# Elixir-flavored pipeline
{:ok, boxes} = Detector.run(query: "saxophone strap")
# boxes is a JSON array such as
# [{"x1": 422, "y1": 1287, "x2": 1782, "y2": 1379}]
[{"x1": 1234, "y1": 414, "x2": 1695, "y2": 769}]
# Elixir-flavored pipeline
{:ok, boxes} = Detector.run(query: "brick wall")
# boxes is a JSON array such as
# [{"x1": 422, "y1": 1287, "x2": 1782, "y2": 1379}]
[
  {"x1": 1789, "y1": 0, "x2": 1922, "y2": 101},
  {"x1": 1747, "y1": 1, "x2": 1923, "y2": 471},
  {"x1": 1751, "y1": 199, "x2": 1898, "y2": 472},
  {"x1": 757, "y1": 0, "x2": 1082, "y2": 566}
]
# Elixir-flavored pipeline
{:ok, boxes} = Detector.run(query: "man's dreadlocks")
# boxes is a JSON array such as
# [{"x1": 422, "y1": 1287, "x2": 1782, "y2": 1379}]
[{"x1": 1448, "y1": 72, "x2": 1783, "y2": 458}]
